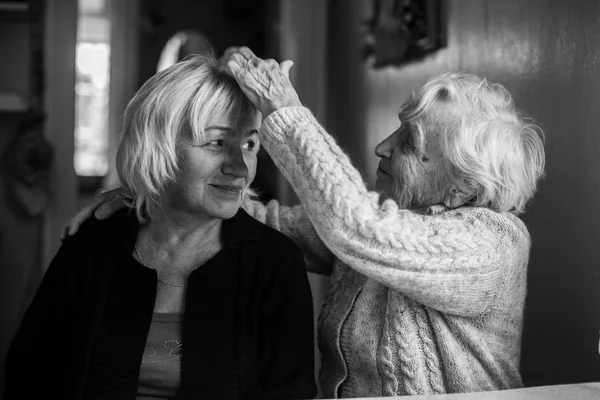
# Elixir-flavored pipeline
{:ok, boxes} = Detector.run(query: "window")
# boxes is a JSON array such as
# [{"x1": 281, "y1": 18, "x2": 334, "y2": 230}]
[{"x1": 74, "y1": 0, "x2": 111, "y2": 192}]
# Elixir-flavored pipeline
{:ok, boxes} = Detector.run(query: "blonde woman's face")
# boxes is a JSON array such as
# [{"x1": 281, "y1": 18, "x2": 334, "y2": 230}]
[{"x1": 168, "y1": 110, "x2": 261, "y2": 220}]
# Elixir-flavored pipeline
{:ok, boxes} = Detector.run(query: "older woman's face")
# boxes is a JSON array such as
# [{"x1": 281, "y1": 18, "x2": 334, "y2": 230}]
[
  {"x1": 374, "y1": 103, "x2": 450, "y2": 209},
  {"x1": 167, "y1": 110, "x2": 260, "y2": 220}
]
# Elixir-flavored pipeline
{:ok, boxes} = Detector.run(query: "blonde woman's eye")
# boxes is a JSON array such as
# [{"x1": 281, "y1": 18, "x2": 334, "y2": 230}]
[
  {"x1": 205, "y1": 140, "x2": 224, "y2": 147},
  {"x1": 242, "y1": 140, "x2": 257, "y2": 151}
]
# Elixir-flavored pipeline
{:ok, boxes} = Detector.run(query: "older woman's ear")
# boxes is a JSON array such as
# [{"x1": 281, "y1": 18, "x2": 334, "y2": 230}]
[{"x1": 443, "y1": 186, "x2": 474, "y2": 209}]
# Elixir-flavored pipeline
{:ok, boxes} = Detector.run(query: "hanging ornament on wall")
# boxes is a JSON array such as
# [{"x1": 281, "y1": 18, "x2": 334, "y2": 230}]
[
  {"x1": 362, "y1": 0, "x2": 446, "y2": 68},
  {"x1": 156, "y1": 30, "x2": 215, "y2": 72},
  {"x1": 3, "y1": 113, "x2": 53, "y2": 216}
]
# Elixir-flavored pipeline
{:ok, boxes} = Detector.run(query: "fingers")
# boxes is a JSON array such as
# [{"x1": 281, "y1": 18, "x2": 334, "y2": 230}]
[
  {"x1": 220, "y1": 47, "x2": 294, "y2": 81},
  {"x1": 65, "y1": 206, "x2": 95, "y2": 238},
  {"x1": 60, "y1": 223, "x2": 70, "y2": 242},
  {"x1": 237, "y1": 46, "x2": 257, "y2": 61},
  {"x1": 95, "y1": 196, "x2": 127, "y2": 219},
  {"x1": 220, "y1": 47, "x2": 240, "y2": 63},
  {"x1": 220, "y1": 46, "x2": 259, "y2": 70},
  {"x1": 226, "y1": 59, "x2": 243, "y2": 79},
  {"x1": 220, "y1": 50, "x2": 246, "y2": 74},
  {"x1": 221, "y1": 46, "x2": 241, "y2": 61},
  {"x1": 217, "y1": 60, "x2": 233, "y2": 76},
  {"x1": 60, "y1": 187, "x2": 123, "y2": 239},
  {"x1": 220, "y1": 46, "x2": 255, "y2": 67},
  {"x1": 218, "y1": 46, "x2": 242, "y2": 75},
  {"x1": 280, "y1": 60, "x2": 294, "y2": 79}
]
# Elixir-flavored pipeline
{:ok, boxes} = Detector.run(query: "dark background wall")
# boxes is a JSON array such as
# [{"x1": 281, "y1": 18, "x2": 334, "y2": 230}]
[
  {"x1": 137, "y1": 0, "x2": 271, "y2": 86},
  {"x1": 0, "y1": 2, "x2": 45, "y2": 394}
]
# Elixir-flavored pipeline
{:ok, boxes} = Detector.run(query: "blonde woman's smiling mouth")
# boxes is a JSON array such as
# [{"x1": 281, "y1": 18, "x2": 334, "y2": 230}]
[{"x1": 210, "y1": 183, "x2": 245, "y2": 198}]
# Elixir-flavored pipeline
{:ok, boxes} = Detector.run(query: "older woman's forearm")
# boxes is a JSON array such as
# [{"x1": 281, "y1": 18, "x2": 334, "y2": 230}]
[
  {"x1": 260, "y1": 106, "x2": 528, "y2": 316},
  {"x1": 242, "y1": 198, "x2": 334, "y2": 276}
]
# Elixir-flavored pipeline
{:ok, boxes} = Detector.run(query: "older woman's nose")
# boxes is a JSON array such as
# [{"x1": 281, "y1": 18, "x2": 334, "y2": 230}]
[
  {"x1": 375, "y1": 132, "x2": 395, "y2": 159},
  {"x1": 222, "y1": 148, "x2": 248, "y2": 178}
]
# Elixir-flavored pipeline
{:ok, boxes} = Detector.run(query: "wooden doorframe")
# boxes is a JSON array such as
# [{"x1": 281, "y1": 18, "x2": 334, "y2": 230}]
[
  {"x1": 42, "y1": 0, "x2": 78, "y2": 268},
  {"x1": 278, "y1": 1, "x2": 329, "y2": 395},
  {"x1": 277, "y1": 0, "x2": 328, "y2": 205},
  {"x1": 104, "y1": 0, "x2": 139, "y2": 190},
  {"x1": 42, "y1": 0, "x2": 140, "y2": 267}
]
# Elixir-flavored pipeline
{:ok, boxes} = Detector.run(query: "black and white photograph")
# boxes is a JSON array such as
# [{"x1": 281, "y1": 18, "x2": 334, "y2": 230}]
[{"x1": 0, "y1": 1, "x2": 599, "y2": 399}]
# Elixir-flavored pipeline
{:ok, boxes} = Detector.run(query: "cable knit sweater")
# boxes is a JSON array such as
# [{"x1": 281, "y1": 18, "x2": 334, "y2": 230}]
[{"x1": 242, "y1": 106, "x2": 531, "y2": 398}]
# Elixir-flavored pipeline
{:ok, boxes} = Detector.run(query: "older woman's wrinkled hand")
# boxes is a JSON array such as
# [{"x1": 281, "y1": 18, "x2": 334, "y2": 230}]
[
  {"x1": 218, "y1": 46, "x2": 301, "y2": 117},
  {"x1": 60, "y1": 187, "x2": 127, "y2": 241}
]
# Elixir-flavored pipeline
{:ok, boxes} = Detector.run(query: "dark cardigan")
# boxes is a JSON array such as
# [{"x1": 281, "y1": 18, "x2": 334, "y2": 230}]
[{"x1": 4, "y1": 209, "x2": 316, "y2": 400}]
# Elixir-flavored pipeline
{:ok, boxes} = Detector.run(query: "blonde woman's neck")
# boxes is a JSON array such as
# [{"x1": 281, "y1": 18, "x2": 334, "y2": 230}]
[{"x1": 135, "y1": 211, "x2": 223, "y2": 274}]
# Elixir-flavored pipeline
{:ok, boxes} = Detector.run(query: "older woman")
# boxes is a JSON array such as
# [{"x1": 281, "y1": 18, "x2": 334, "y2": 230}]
[
  {"x1": 64, "y1": 48, "x2": 545, "y2": 397},
  {"x1": 4, "y1": 54, "x2": 316, "y2": 400}
]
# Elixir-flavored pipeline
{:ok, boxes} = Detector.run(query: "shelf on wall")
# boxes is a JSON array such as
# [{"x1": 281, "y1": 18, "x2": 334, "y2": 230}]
[
  {"x1": 0, "y1": 2, "x2": 29, "y2": 12},
  {"x1": 0, "y1": 92, "x2": 27, "y2": 112}
]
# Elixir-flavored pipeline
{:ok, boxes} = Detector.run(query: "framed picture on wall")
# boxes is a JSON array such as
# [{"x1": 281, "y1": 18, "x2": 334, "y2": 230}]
[{"x1": 363, "y1": 0, "x2": 446, "y2": 68}]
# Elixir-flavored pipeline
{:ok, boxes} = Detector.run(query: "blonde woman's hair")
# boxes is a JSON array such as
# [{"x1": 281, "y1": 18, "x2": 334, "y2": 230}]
[
  {"x1": 404, "y1": 72, "x2": 545, "y2": 215},
  {"x1": 116, "y1": 53, "x2": 258, "y2": 221}
]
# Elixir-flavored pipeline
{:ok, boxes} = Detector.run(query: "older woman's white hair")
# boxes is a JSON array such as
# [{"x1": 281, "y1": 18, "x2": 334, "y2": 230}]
[
  {"x1": 403, "y1": 72, "x2": 545, "y2": 214},
  {"x1": 116, "y1": 54, "x2": 258, "y2": 221}
]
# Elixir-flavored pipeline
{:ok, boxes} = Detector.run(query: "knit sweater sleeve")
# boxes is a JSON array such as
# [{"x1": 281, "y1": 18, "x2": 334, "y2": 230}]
[
  {"x1": 242, "y1": 197, "x2": 334, "y2": 276},
  {"x1": 260, "y1": 106, "x2": 527, "y2": 317}
]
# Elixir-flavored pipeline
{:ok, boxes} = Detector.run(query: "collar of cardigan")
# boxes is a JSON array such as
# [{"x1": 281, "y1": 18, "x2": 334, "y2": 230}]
[{"x1": 99, "y1": 207, "x2": 261, "y2": 255}]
